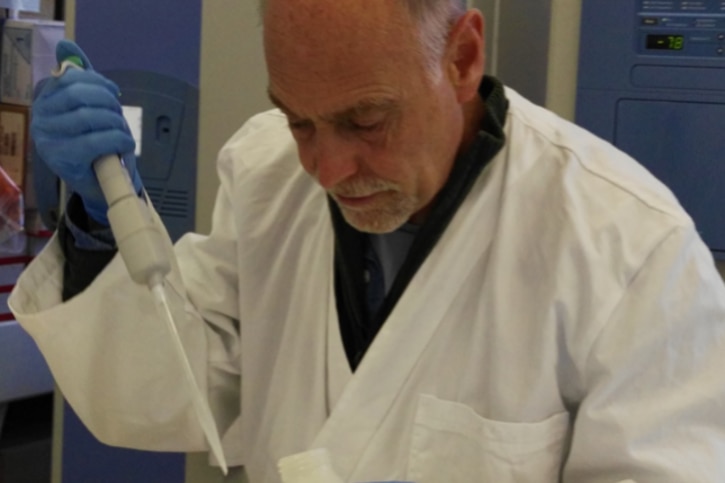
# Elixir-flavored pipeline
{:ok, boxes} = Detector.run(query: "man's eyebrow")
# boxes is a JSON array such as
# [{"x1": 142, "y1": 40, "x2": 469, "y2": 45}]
[
  {"x1": 267, "y1": 90, "x2": 399, "y2": 122},
  {"x1": 327, "y1": 98, "x2": 399, "y2": 123}
]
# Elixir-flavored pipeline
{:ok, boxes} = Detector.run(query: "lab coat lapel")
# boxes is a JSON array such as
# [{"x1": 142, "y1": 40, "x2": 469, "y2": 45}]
[{"x1": 312, "y1": 158, "x2": 504, "y2": 478}]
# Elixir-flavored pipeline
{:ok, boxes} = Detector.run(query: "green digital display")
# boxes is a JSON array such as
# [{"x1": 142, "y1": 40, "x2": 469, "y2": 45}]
[{"x1": 646, "y1": 34, "x2": 685, "y2": 51}]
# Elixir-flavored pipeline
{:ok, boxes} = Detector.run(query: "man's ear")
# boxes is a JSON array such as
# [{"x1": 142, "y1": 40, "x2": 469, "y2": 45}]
[{"x1": 445, "y1": 10, "x2": 486, "y2": 103}]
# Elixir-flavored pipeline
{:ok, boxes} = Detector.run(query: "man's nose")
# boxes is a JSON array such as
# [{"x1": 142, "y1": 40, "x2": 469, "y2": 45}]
[{"x1": 304, "y1": 130, "x2": 360, "y2": 190}]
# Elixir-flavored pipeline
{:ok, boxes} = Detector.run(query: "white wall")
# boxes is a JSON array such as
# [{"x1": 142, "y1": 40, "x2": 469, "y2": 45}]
[
  {"x1": 196, "y1": 1, "x2": 271, "y2": 235},
  {"x1": 189, "y1": 5, "x2": 265, "y2": 479},
  {"x1": 545, "y1": 0, "x2": 583, "y2": 120}
]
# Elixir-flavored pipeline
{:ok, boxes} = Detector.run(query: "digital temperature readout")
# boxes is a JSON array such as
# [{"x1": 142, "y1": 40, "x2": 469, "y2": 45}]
[{"x1": 646, "y1": 34, "x2": 685, "y2": 51}]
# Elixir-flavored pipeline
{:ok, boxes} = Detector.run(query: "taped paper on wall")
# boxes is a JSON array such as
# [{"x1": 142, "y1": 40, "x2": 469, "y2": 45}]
[{"x1": 0, "y1": 0, "x2": 40, "y2": 13}]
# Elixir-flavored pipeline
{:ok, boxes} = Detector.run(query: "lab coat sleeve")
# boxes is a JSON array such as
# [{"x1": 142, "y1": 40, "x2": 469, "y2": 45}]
[
  {"x1": 7, "y1": 146, "x2": 244, "y2": 461},
  {"x1": 8, "y1": 228, "x2": 213, "y2": 453},
  {"x1": 563, "y1": 224, "x2": 725, "y2": 482}
]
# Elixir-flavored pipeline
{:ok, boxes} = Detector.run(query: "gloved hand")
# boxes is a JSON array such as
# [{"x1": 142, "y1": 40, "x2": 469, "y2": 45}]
[{"x1": 31, "y1": 39, "x2": 141, "y2": 225}]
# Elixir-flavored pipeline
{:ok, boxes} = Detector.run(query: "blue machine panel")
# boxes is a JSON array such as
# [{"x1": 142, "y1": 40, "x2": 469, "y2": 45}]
[
  {"x1": 0, "y1": 321, "x2": 53, "y2": 403},
  {"x1": 76, "y1": 0, "x2": 201, "y2": 242},
  {"x1": 576, "y1": 0, "x2": 725, "y2": 258},
  {"x1": 57, "y1": 1, "x2": 203, "y2": 481},
  {"x1": 62, "y1": 404, "x2": 185, "y2": 483},
  {"x1": 75, "y1": 0, "x2": 200, "y2": 87},
  {"x1": 101, "y1": 70, "x2": 199, "y2": 242},
  {"x1": 615, "y1": 100, "x2": 725, "y2": 250}
]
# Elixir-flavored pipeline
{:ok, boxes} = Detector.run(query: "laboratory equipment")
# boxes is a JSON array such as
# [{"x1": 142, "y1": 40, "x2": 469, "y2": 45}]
[
  {"x1": 576, "y1": 0, "x2": 725, "y2": 259},
  {"x1": 473, "y1": 0, "x2": 725, "y2": 256}
]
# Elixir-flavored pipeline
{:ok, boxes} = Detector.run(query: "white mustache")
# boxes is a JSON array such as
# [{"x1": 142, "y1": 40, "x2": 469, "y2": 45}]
[{"x1": 329, "y1": 178, "x2": 400, "y2": 198}]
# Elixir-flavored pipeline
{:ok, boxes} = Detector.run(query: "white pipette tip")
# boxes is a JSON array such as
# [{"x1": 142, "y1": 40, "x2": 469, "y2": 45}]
[{"x1": 151, "y1": 280, "x2": 229, "y2": 475}]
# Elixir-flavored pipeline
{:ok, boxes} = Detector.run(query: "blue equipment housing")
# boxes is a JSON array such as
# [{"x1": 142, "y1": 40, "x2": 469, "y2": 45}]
[
  {"x1": 576, "y1": 0, "x2": 725, "y2": 259},
  {"x1": 52, "y1": 0, "x2": 202, "y2": 481}
]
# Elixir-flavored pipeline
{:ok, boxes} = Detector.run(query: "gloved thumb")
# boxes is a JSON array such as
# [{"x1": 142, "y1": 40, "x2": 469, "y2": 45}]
[{"x1": 55, "y1": 39, "x2": 94, "y2": 71}]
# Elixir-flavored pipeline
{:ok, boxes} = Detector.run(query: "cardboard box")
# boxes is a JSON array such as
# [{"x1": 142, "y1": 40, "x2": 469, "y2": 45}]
[
  {"x1": 0, "y1": 104, "x2": 26, "y2": 252},
  {"x1": 0, "y1": 103, "x2": 52, "y2": 238},
  {"x1": 0, "y1": 19, "x2": 64, "y2": 106},
  {"x1": 0, "y1": 103, "x2": 29, "y2": 188}
]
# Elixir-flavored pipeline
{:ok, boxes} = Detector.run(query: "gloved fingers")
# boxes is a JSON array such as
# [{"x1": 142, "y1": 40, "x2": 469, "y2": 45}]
[
  {"x1": 55, "y1": 39, "x2": 94, "y2": 71},
  {"x1": 32, "y1": 106, "x2": 131, "y2": 138},
  {"x1": 34, "y1": 129, "x2": 136, "y2": 177},
  {"x1": 52, "y1": 68, "x2": 120, "y2": 94},
  {"x1": 79, "y1": 131, "x2": 137, "y2": 166},
  {"x1": 34, "y1": 70, "x2": 122, "y2": 113}
]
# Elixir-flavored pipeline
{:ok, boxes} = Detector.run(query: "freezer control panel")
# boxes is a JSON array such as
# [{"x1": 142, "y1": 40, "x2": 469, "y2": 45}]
[{"x1": 638, "y1": 0, "x2": 725, "y2": 56}]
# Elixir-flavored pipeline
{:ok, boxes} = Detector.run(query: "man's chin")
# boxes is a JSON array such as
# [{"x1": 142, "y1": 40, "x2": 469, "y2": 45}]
[{"x1": 339, "y1": 208, "x2": 408, "y2": 234}]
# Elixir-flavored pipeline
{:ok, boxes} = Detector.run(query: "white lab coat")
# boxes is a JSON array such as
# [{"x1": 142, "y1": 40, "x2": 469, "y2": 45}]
[{"x1": 10, "y1": 87, "x2": 725, "y2": 482}]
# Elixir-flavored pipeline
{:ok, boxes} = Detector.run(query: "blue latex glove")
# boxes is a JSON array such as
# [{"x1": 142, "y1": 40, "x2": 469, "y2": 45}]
[{"x1": 31, "y1": 39, "x2": 141, "y2": 225}]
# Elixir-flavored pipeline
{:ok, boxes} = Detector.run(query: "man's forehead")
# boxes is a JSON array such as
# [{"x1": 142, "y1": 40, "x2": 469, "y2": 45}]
[
  {"x1": 265, "y1": 0, "x2": 395, "y2": 13},
  {"x1": 263, "y1": 0, "x2": 410, "y2": 31},
  {"x1": 263, "y1": 0, "x2": 421, "y2": 85}
]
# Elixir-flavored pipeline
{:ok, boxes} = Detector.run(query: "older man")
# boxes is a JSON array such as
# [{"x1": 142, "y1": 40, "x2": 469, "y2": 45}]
[{"x1": 12, "y1": 0, "x2": 725, "y2": 481}]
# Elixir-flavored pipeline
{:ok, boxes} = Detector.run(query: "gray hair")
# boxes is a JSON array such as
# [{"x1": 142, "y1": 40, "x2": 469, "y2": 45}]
[
  {"x1": 259, "y1": 0, "x2": 468, "y2": 78},
  {"x1": 405, "y1": 0, "x2": 468, "y2": 78}
]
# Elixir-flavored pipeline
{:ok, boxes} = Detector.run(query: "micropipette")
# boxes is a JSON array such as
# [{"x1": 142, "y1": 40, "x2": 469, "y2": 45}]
[{"x1": 54, "y1": 58, "x2": 229, "y2": 475}]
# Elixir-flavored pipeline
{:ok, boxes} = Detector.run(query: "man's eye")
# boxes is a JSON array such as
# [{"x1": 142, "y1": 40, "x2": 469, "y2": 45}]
[
  {"x1": 350, "y1": 120, "x2": 383, "y2": 132},
  {"x1": 288, "y1": 120, "x2": 313, "y2": 131}
]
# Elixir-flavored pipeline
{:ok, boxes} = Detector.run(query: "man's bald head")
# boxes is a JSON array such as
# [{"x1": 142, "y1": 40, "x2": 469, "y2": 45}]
[{"x1": 260, "y1": 0, "x2": 468, "y2": 77}]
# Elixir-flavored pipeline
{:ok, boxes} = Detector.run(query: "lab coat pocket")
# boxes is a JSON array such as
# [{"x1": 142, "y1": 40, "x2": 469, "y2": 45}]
[{"x1": 407, "y1": 394, "x2": 569, "y2": 483}]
